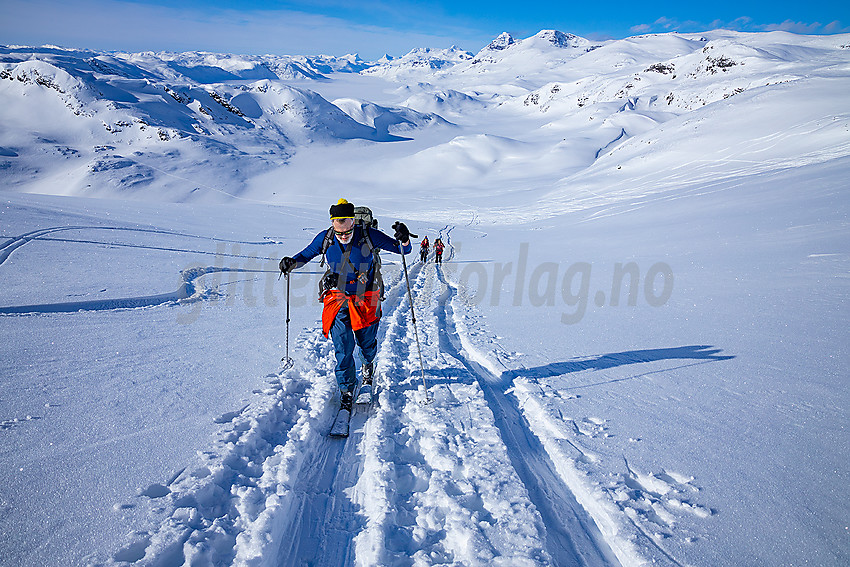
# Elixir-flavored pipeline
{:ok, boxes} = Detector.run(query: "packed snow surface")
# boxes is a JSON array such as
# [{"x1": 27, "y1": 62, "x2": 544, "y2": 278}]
[{"x1": 1, "y1": 29, "x2": 849, "y2": 567}]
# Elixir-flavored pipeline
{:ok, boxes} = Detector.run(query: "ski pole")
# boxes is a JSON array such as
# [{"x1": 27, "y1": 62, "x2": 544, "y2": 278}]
[
  {"x1": 281, "y1": 271, "x2": 294, "y2": 370},
  {"x1": 399, "y1": 240, "x2": 431, "y2": 403}
]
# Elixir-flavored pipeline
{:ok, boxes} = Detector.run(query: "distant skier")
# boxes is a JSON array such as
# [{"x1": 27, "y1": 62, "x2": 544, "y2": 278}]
[
  {"x1": 279, "y1": 199, "x2": 412, "y2": 412},
  {"x1": 420, "y1": 236, "x2": 430, "y2": 263},
  {"x1": 434, "y1": 238, "x2": 444, "y2": 264}
]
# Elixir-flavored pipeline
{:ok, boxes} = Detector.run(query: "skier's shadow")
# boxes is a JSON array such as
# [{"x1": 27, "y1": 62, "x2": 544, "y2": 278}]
[{"x1": 425, "y1": 345, "x2": 734, "y2": 389}]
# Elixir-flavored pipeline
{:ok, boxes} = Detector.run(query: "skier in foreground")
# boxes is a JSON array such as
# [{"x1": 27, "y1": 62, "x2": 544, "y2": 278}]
[{"x1": 279, "y1": 199, "x2": 412, "y2": 417}]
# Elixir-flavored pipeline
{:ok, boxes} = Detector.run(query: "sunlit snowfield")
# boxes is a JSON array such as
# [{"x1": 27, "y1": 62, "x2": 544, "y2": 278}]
[{"x1": 1, "y1": 30, "x2": 849, "y2": 566}]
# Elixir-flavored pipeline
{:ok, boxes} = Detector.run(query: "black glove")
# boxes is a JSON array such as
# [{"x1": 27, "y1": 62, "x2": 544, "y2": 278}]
[
  {"x1": 279, "y1": 256, "x2": 297, "y2": 274},
  {"x1": 320, "y1": 271, "x2": 340, "y2": 296},
  {"x1": 392, "y1": 221, "x2": 410, "y2": 243}
]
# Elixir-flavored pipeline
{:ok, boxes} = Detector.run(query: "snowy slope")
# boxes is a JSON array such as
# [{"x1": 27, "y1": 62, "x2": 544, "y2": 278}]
[
  {"x1": 1, "y1": 29, "x2": 849, "y2": 567},
  {"x1": 0, "y1": 46, "x2": 437, "y2": 201}
]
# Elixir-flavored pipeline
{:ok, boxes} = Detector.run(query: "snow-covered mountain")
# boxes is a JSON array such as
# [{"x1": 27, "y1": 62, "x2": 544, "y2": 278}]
[
  {"x1": 513, "y1": 30, "x2": 847, "y2": 116},
  {"x1": 444, "y1": 29, "x2": 602, "y2": 86},
  {"x1": 4, "y1": 29, "x2": 844, "y2": 205},
  {"x1": 361, "y1": 45, "x2": 474, "y2": 79},
  {"x1": 2, "y1": 29, "x2": 849, "y2": 567},
  {"x1": 0, "y1": 45, "x2": 446, "y2": 199}
]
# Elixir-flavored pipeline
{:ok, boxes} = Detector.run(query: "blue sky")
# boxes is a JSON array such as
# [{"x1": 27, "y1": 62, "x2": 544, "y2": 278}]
[{"x1": 2, "y1": 0, "x2": 848, "y2": 59}]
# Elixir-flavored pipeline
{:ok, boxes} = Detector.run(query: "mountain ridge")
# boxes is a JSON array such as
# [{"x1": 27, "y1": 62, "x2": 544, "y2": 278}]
[{"x1": 1, "y1": 29, "x2": 848, "y2": 205}]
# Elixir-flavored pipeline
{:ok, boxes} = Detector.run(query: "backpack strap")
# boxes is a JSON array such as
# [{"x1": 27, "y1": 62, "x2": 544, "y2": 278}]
[
  {"x1": 318, "y1": 226, "x2": 382, "y2": 297},
  {"x1": 319, "y1": 227, "x2": 335, "y2": 268},
  {"x1": 361, "y1": 226, "x2": 384, "y2": 298},
  {"x1": 336, "y1": 241, "x2": 355, "y2": 290},
  {"x1": 361, "y1": 225, "x2": 375, "y2": 254}
]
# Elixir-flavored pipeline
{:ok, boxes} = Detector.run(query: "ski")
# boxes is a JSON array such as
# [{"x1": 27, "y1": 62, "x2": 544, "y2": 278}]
[
  {"x1": 329, "y1": 390, "x2": 354, "y2": 437},
  {"x1": 355, "y1": 362, "x2": 375, "y2": 406},
  {"x1": 329, "y1": 407, "x2": 351, "y2": 437},
  {"x1": 354, "y1": 382, "x2": 373, "y2": 405},
  {"x1": 330, "y1": 364, "x2": 373, "y2": 437}
]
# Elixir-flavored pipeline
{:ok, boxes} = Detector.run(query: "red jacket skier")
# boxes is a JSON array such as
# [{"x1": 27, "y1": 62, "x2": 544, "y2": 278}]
[{"x1": 434, "y1": 238, "x2": 445, "y2": 264}]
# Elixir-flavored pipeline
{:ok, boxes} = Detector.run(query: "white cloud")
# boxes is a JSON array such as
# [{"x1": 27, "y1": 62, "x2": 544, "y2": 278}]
[
  {"x1": 729, "y1": 16, "x2": 754, "y2": 27},
  {"x1": 626, "y1": 14, "x2": 847, "y2": 37},
  {"x1": 822, "y1": 20, "x2": 850, "y2": 33},
  {"x1": 762, "y1": 20, "x2": 823, "y2": 34},
  {"x1": 654, "y1": 17, "x2": 678, "y2": 30}
]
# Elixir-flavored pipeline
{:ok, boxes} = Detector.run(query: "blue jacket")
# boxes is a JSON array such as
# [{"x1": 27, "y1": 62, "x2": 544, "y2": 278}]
[{"x1": 293, "y1": 225, "x2": 411, "y2": 295}]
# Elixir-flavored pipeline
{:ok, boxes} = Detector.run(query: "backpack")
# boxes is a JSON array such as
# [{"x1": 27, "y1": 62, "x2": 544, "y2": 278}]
[{"x1": 318, "y1": 206, "x2": 385, "y2": 300}]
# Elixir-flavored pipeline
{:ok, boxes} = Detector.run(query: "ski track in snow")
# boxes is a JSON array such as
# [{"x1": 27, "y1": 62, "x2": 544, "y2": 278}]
[
  {"x1": 99, "y1": 231, "x2": 653, "y2": 567},
  {"x1": 0, "y1": 225, "x2": 279, "y2": 314},
  {"x1": 0, "y1": 220, "x2": 719, "y2": 566},
  {"x1": 432, "y1": 265, "x2": 618, "y2": 567},
  {"x1": 2, "y1": 32, "x2": 846, "y2": 567},
  {"x1": 0, "y1": 225, "x2": 272, "y2": 267},
  {"x1": 0, "y1": 264, "x2": 257, "y2": 315}
]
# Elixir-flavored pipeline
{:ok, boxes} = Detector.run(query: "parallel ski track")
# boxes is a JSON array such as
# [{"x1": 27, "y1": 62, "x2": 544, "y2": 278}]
[
  {"x1": 278, "y1": 229, "x2": 620, "y2": 567},
  {"x1": 429, "y1": 225, "x2": 618, "y2": 566},
  {"x1": 274, "y1": 426, "x2": 363, "y2": 566},
  {"x1": 433, "y1": 264, "x2": 620, "y2": 567},
  {"x1": 0, "y1": 225, "x2": 271, "y2": 267},
  {"x1": 275, "y1": 253, "x2": 423, "y2": 566},
  {"x1": 117, "y1": 229, "x2": 621, "y2": 566},
  {"x1": 0, "y1": 225, "x2": 278, "y2": 314}
]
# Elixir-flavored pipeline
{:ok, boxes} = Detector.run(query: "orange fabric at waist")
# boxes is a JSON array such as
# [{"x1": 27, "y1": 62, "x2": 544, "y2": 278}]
[{"x1": 321, "y1": 290, "x2": 381, "y2": 337}]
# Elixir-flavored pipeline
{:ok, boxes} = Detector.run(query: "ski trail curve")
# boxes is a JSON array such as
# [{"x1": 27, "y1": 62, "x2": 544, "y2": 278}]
[
  {"x1": 0, "y1": 266, "x2": 259, "y2": 314},
  {"x1": 0, "y1": 224, "x2": 280, "y2": 315},
  {"x1": 0, "y1": 225, "x2": 272, "y2": 267}
]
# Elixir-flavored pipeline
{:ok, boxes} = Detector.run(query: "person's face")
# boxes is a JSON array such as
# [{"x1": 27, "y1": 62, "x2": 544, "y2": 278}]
[{"x1": 333, "y1": 218, "x2": 355, "y2": 244}]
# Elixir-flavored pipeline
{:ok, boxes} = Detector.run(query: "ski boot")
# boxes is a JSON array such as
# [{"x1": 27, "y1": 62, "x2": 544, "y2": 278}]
[
  {"x1": 340, "y1": 390, "x2": 353, "y2": 412},
  {"x1": 361, "y1": 361, "x2": 374, "y2": 386}
]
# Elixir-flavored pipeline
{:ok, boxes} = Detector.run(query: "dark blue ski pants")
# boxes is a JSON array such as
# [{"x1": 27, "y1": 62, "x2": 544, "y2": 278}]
[{"x1": 330, "y1": 306, "x2": 379, "y2": 394}]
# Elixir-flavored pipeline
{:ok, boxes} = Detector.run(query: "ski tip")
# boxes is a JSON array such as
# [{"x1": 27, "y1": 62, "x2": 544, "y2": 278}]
[
  {"x1": 354, "y1": 385, "x2": 373, "y2": 406},
  {"x1": 329, "y1": 409, "x2": 351, "y2": 437}
]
